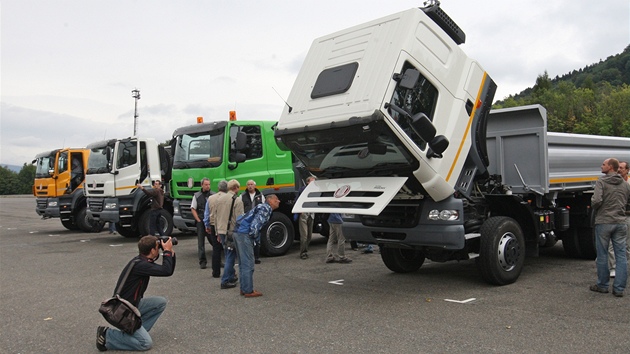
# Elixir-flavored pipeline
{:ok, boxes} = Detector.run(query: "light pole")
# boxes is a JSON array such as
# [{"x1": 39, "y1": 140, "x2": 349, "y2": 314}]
[{"x1": 132, "y1": 89, "x2": 141, "y2": 136}]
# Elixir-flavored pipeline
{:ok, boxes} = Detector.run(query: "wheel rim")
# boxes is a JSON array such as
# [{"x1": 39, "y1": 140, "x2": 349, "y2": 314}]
[
  {"x1": 497, "y1": 232, "x2": 520, "y2": 271},
  {"x1": 159, "y1": 215, "x2": 169, "y2": 234},
  {"x1": 265, "y1": 221, "x2": 288, "y2": 249}
]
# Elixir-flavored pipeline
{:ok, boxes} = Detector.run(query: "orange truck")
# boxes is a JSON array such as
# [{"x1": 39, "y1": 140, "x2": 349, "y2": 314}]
[{"x1": 32, "y1": 147, "x2": 96, "y2": 232}]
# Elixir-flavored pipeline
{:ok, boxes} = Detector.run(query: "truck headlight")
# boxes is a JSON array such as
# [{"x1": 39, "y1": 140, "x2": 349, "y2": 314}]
[
  {"x1": 104, "y1": 202, "x2": 117, "y2": 209},
  {"x1": 428, "y1": 209, "x2": 459, "y2": 221},
  {"x1": 48, "y1": 201, "x2": 58, "y2": 207}
]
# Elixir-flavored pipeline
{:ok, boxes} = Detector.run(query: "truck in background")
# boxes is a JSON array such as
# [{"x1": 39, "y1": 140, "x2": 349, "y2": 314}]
[
  {"x1": 275, "y1": 2, "x2": 630, "y2": 284},
  {"x1": 32, "y1": 147, "x2": 96, "y2": 232},
  {"x1": 84, "y1": 137, "x2": 174, "y2": 238},
  {"x1": 170, "y1": 113, "x2": 326, "y2": 256}
]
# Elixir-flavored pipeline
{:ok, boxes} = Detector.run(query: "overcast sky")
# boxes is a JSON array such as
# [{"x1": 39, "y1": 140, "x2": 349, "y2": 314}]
[{"x1": 2, "y1": 0, "x2": 629, "y2": 166}]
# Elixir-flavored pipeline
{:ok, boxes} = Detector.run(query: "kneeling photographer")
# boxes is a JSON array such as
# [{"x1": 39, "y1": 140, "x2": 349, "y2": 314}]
[{"x1": 96, "y1": 235, "x2": 176, "y2": 351}]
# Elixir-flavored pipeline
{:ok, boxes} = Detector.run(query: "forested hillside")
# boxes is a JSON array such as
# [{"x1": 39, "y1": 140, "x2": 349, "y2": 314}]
[{"x1": 493, "y1": 45, "x2": 630, "y2": 137}]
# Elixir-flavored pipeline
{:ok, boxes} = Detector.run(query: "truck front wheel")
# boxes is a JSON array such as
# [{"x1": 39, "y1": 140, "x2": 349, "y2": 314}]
[
  {"x1": 75, "y1": 205, "x2": 98, "y2": 233},
  {"x1": 476, "y1": 216, "x2": 525, "y2": 285},
  {"x1": 116, "y1": 223, "x2": 139, "y2": 238},
  {"x1": 260, "y1": 213, "x2": 295, "y2": 257},
  {"x1": 380, "y1": 247, "x2": 425, "y2": 273},
  {"x1": 139, "y1": 209, "x2": 174, "y2": 237}
]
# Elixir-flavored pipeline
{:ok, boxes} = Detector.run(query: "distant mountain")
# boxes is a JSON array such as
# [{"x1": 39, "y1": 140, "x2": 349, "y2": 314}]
[
  {"x1": 493, "y1": 45, "x2": 630, "y2": 137},
  {"x1": 495, "y1": 45, "x2": 630, "y2": 104}
]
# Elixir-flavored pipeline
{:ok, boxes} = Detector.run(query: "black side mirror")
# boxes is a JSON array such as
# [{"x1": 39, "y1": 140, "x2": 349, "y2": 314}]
[
  {"x1": 427, "y1": 135, "x2": 449, "y2": 159},
  {"x1": 409, "y1": 113, "x2": 436, "y2": 143},
  {"x1": 398, "y1": 69, "x2": 420, "y2": 89},
  {"x1": 228, "y1": 152, "x2": 246, "y2": 170},
  {"x1": 234, "y1": 132, "x2": 247, "y2": 151}
]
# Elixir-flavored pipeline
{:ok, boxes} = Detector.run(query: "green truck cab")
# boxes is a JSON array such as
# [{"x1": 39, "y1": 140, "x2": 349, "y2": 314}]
[{"x1": 170, "y1": 117, "x2": 324, "y2": 256}]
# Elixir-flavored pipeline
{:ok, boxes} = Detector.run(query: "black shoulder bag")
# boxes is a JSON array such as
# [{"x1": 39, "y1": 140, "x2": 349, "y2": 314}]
[
  {"x1": 98, "y1": 259, "x2": 143, "y2": 334},
  {"x1": 224, "y1": 195, "x2": 238, "y2": 250}
]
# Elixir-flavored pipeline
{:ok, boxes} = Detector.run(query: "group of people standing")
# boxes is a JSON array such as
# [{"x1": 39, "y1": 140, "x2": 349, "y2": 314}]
[
  {"x1": 590, "y1": 158, "x2": 630, "y2": 298},
  {"x1": 191, "y1": 178, "x2": 279, "y2": 298}
]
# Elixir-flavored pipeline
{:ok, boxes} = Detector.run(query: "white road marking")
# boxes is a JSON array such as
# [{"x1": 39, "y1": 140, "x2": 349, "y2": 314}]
[
  {"x1": 444, "y1": 298, "x2": 476, "y2": 304},
  {"x1": 329, "y1": 279, "x2": 344, "y2": 285},
  {"x1": 110, "y1": 244, "x2": 123, "y2": 247}
]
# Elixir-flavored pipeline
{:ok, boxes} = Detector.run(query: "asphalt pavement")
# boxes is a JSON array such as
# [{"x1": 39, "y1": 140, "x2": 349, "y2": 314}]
[{"x1": 1, "y1": 196, "x2": 628, "y2": 353}]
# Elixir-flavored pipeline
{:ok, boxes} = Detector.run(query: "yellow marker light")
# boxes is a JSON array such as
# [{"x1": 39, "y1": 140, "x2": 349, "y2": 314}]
[
  {"x1": 229, "y1": 111, "x2": 237, "y2": 121},
  {"x1": 197, "y1": 116, "x2": 204, "y2": 124}
]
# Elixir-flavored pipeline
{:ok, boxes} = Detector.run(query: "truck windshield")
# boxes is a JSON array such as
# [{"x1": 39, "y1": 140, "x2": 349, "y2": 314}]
[
  {"x1": 280, "y1": 119, "x2": 418, "y2": 178},
  {"x1": 87, "y1": 145, "x2": 111, "y2": 174},
  {"x1": 173, "y1": 129, "x2": 225, "y2": 169},
  {"x1": 35, "y1": 154, "x2": 56, "y2": 178}
]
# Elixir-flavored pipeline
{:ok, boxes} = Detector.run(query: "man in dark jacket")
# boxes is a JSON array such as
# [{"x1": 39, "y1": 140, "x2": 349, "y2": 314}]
[
  {"x1": 137, "y1": 180, "x2": 165, "y2": 236},
  {"x1": 590, "y1": 158, "x2": 630, "y2": 297},
  {"x1": 242, "y1": 179, "x2": 263, "y2": 263},
  {"x1": 96, "y1": 235, "x2": 176, "y2": 351},
  {"x1": 192, "y1": 178, "x2": 213, "y2": 269}
]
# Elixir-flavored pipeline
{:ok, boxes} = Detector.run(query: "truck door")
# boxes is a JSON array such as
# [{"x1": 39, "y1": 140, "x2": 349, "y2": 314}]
[
  {"x1": 114, "y1": 139, "x2": 141, "y2": 196},
  {"x1": 56, "y1": 151, "x2": 71, "y2": 195},
  {"x1": 227, "y1": 124, "x2": 268, "y2": 187}
]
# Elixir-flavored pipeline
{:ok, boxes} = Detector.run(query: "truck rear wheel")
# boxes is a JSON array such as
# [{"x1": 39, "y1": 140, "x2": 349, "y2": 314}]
[
  {"x1": 476, "y1": 216, "x2": 525, "y2": 285},
  {"x1": 561, "y1": 226, "x2": 596, "y2": 260},
  {"x1": 380, "y1": 247, "x2": 425, "y2": 273},
  {"x1": 139, "y1": 209, "x2": 174, "y2": 237},
  {"x1": 260, "y1": 213, "x2": 295, "y2": 257},
  {"x1": 61, "y1": 219, "x2": 79, "y2": 231}
]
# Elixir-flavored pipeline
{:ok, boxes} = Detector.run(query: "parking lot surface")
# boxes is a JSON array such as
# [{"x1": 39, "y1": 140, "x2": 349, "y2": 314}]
[{"x1": 1, "y1": 196, "x2": 628, "y2": 353}]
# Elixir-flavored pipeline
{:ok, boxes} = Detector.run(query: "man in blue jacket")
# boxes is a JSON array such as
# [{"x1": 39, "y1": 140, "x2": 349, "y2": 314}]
[{"x1": 233, "y1": 194, "x2": 280, "y2": 297}]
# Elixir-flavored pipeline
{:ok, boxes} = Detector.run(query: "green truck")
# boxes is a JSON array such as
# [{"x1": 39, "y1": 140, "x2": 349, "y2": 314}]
[{"x1": 170, "y1": 116, "x2": 326, "y2": 256}]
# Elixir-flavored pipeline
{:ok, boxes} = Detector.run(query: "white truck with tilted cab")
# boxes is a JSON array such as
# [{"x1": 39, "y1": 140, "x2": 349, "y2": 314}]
[{"x1": 274, "y1": 2, "x2": 630, "y2": 284}]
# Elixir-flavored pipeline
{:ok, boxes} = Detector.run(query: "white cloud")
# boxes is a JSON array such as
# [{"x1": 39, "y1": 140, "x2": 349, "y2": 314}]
[{"x1": 2, "y1": 0, "x2": 628, "y2": 165}]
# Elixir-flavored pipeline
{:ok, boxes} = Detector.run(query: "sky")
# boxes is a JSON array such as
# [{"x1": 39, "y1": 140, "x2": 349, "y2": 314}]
[{"x1": 2, "y1": 0, "x2": 629, "y2": 167}]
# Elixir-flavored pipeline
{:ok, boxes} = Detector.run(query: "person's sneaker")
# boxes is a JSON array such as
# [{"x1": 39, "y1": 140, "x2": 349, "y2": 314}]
[
  {"x1": 300, "y1": 253, "x2": 308, "y2": 260},
  {"x1": 612, "y1": 291, "x2": 624, "y2": 297},
  {"x1": 338, "y1": 257, "x2": 353, "y2": 264},
  {"x1": 610, "y1": 269, "x2": 616, "y2": 278},
  {"x1": 589, "y1": 284, "x2": 609, "y2": 294},
  {"x1": 362, "y1": 248, "x2": 373, "y2": 254},
  {"x1": 96, "y1": 326, "x2": 108, "y2": 351},
  {"x1": 255, "y1": 259, "x2": 261, "y2": 264},
  {"x1": 243, "y1": 290, "x2": 263, "y2": 298},
  {"x1": 325, "y1": 258, "x2": 336, "y2": 263},
  {"x1": 200, "y1": 262, "x2": 207, "y2": 269},
  {"x1": 221, "y1": 282, "x2": 237, "y2": 289}
]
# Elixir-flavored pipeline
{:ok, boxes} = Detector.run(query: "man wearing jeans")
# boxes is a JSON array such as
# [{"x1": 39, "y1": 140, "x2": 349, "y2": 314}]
[
  {"x1": 590, "y1": 158, "x2": 630, "y2": 297},
  {"x1": 215, "y1": 179, "x2": 243, "y2": 290},
  {"x1": 96, "y1": 235, "x2": 176, "y2": 351},
  {"x1": 233, "y1": 194, "x2": 280, "y2": 297}
]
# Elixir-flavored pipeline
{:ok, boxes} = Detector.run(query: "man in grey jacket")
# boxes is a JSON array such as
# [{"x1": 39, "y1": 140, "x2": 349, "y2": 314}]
[{"x1": 590, "y1": 158, "x2": 630, "y2": 297}]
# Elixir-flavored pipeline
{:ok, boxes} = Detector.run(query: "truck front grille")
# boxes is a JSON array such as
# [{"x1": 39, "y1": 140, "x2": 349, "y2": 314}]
[{"x1": 361, "y1": 201, "x2": 420, "y2": 228}]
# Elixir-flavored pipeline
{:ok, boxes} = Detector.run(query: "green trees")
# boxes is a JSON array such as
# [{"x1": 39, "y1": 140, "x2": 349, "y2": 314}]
[
  {"x1": 494, "y1": 46, "x2": 630, "y2": 138},
  {"x1": 0, "y1": 164, "x2": 35, "y2": 195}
]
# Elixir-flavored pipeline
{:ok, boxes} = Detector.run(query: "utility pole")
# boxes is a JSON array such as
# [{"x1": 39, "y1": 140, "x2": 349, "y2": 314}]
[{"x1": 132, "y1": 89, "x2": 141, "y2": 136}]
